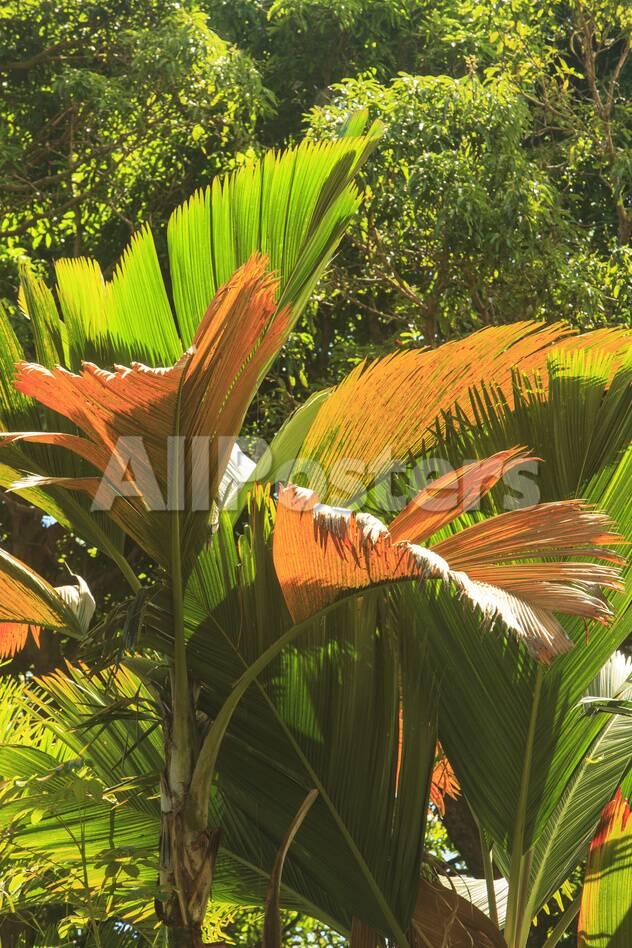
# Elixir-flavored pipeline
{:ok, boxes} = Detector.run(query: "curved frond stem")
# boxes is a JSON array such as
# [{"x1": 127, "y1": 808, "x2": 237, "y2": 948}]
[
  {"x1": 168, "y1": 381, "x2": 192, "y2": 806},
  {"x1": 505, "y1": 667, "x2": 543, "y2": 947},
  {"x1": 542, "y1": 894, "x2": 581, "y2": 948},
  {"x1": 477, "y1": 819, "x2": 499, "y2": 929}
]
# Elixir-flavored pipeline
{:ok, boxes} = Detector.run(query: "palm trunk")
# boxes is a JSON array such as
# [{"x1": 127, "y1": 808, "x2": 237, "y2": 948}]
[
  {"x1": 159, "y1": 476, "x2": 222, "y2": 943},
  {"x1": 160, "y1": 800, "x2": 220, "y2": 936},
  {"x1": 159, "y1": 709, "x2": 221, "y2": 945}
]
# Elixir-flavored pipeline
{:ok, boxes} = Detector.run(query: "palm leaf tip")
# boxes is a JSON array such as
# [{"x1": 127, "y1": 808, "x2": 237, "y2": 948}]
[
  {"x1": 273, "y1": 479, "x2": 624, "y2": 663},
  {"x1": 590, "y1": 786, "x2": 631, "y2": 852},
  {"x1": 389, "y1": 446, "x2": 535, "y2": 544},
  {"x1": 430, "y1": 747, "x2": 460, "y2": 816},
  {"x1": 578, "y1": 784, "x2": 632, "y2": 947}
]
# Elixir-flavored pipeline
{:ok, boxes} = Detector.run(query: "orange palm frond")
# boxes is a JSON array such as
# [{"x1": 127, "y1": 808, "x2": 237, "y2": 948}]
[
  {"x1": 430, "y1": 746, "x2": 460, "y2": 816},
  {"x1": 298, "y1": 322, "x2": 630, "y2": 504},
  {"x1": 432, "y1": 501, "x2": 623, "y2": 570},
  {"x1": 7, "y1": 256, "x2": 290, "y2": 566},
  {"x1": 273, "y1": 484, "x2": 434, "y2": 623},
  {"x1": 272, "y1": 483, "x2": 622, "y2": 662},
  {"x1": 0, "y1": 622, "x2": 40, "y2": 658},
  {"x1": 389, "y1": 447, "x2": 532, "y2": 544},
  {"x1": 557, "y1": 326, "x2": 632, "y2": 365},
  {"x1": 13, "y1": 358, "x2": 188, "y2": 491},
  {"x1": 578, "y1": 786, "x2": 632, "y2": 947},
  {"x1": 0, "y1": 432, "x2": 114, "y2": 470}
]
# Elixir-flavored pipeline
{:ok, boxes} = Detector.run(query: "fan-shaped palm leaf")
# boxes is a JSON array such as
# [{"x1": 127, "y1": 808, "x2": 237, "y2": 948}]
[
  {"x1": 5, "y1": 257, "x2": 288, "y2": 569},
  {"x1": 294, "y1": 323, "x2": 630, "y2": 504},
  {"x1": 272, "y1": 475, "x2": 622, "y2": 662}
]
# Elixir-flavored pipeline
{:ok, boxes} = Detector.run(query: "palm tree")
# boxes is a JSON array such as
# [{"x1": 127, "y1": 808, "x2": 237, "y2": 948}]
[{"x1": 0, "y1": 125, "x2": 629, "y2": 945}]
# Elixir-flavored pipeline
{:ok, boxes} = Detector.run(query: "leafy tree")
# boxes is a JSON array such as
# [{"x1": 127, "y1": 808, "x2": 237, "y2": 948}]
[
  {"x1": 306, "y1": 62, "x2": 629, "y2": 359},
  {"x1": 202, "y1": 0, "x2": 631, "y2": 431},
  {"x1": 3, "y1": 0, "x2": 628, "y2": 449},
  {"x1": 206, "y1": 0, "x2": 431, "y2": 141},
  {"x1": 577, "y1": 772, "x2": 632, "y2": 946},
  {"x1": 426, "y1": 0, "x2": 631, "y2": 245},
  {"x1": 309, "y1": 74, "x2": 572, "y2": 347},
  {"x1": 0, "y1": 0, "x2": 268, "y2": 303}
]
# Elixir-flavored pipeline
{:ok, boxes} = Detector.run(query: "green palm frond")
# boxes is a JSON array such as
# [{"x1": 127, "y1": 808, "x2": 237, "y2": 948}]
[
  {"x1": 168, "y1": 127, "x2": 380, "y2": 346},
  {"x1": 527, "y1": 652, "x2": 632, "y2": 920},
  {"x1": 577, "y1": 769, "x2": 632, "y2": 947},
  {"x1": 15, "y1": 123, "x2": 380, "y2": 376}
]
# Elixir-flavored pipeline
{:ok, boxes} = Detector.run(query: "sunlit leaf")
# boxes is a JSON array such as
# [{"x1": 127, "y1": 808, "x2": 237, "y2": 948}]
[
  {"x1": 577, "y1": 777, "x2": 632, "y2": 948},
  {"x1": 273, "y1": 483, "x2": 622, "y2": 662}
]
